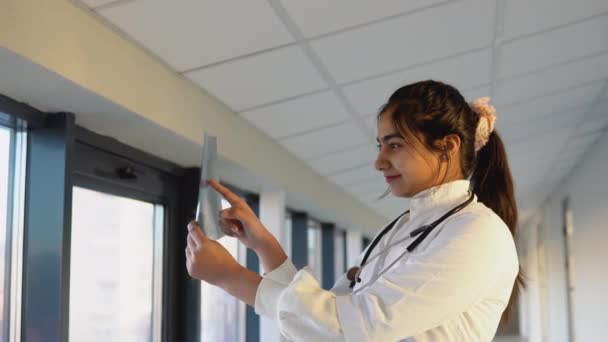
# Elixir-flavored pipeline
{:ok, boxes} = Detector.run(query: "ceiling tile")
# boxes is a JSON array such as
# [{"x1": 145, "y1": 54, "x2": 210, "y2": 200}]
[
  {"x1": 498, "y1": 15, "x2": 608, "y2": 79},
  {"x1": 307, "y1": 144, "x2": 377, "y2": 176},
  {"x1": 554, "y1": 152, "x2": 582, "y2": 170},
  {"x1": 79, "y1": 0, "x2": 119, "y2": 7},
  {"x1": 494, "y1": 52, "x2": 608, "y2": 107},
  {"x1": 97, "y1": 0, "x2": 294, "y2": 71},
  {"x1": 507, "y1": 130, "x2": 572, "y2": 187},
  {"x1": 562, "y1": 131, "x2": 603, "y2": 155},
  {"x1": 342, "y1": 49, "x2": 493, "y2": 115},
  {"x1": 280, "y1": 0, "x2": 449, "y2": 38},
  {"x1": 310, "y1": 0, "x2": 495, "y2": 83},
  {"x1": 558, "y1": 145, "x2": 589, "y2": 163},
  {"x1": 573, "y1": 104, "x2": 608, "y2": 137},
  {"x1": 503, "y1": 0, "x2": 608, "y2": 39},
  {"x1": 279, "y1": 122, "x2": 369, "y2": 160},
  {"x1": 499, "y1": 108, "x2": 586, "y2": 144},
  {"x1": 364, "y1": 114, "x2": 378, "y2": 137},
  {"x1": 462, "y1": 86, "x2": 492, "y2": 103},
  {"x1": 186, "y1": 46, "x2": 327, "y2": 111},
  {"x1": 240, "y1": 91, "x2": 349, "y2": 140},
  {"x1": 497, "y1": 82, "x2": 603, "y2": 125}
]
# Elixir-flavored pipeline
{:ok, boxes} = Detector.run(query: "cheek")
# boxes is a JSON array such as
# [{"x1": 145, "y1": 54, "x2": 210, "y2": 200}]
[{"x1": 392, "y1": 153, "x2": 435, "y2": 193}]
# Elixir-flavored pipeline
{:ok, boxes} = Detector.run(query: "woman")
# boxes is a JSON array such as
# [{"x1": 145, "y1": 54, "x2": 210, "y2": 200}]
[{"x1": 185, "y1": 80, "x2": 523, "y2": 341}]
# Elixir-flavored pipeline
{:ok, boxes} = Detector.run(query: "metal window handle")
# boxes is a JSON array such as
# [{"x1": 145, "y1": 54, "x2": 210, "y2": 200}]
[{"x1": 116, "y1": 166, "x2": 138, "y2": 180}]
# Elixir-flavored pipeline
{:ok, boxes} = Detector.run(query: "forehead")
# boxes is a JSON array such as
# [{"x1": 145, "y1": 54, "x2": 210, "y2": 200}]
[{"x1": 375, "y1": 113, "x2": 403, "y2": 142}]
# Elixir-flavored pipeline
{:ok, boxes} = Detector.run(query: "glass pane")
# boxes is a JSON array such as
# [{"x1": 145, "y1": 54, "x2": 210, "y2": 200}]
[
  {"x1": 285, "y1": 213, "x2": 292, "y2": 258},
  {"x1": 307, "y1": 225, "x2": 323, "y2": 282},
  {"x1": 0, "y1": 127, "x2": 11, "y2": 338},
  {"x1": 200, "y1": 198, "x2": 243, "y2": 342},
  {"x1": 334, "y1": 230, "x2": 345, "y2": 280},
  {"x1": 69, "y1": 187, "x2": 161, "y2": 342}
]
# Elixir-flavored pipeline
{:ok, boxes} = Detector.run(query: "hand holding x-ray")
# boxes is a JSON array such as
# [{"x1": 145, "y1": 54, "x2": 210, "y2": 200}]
[{"x1": 195, "y1": 133, "x2": 224, "y2": 240}]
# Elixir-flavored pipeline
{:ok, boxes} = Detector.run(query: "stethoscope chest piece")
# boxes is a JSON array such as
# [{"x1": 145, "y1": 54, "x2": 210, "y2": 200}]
[{"x1": 347, "y1": 266, "x2": 362, "y2": 288}]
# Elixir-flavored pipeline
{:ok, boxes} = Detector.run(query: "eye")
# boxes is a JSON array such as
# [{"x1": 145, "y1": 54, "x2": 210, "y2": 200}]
[{"x1": 376, "y1": 143, "x2": 401, "y2": 151}]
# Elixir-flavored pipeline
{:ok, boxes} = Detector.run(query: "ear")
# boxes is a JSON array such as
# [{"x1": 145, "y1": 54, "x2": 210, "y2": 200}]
[
  {"x1": 435, "y1": 134, "x2": 461, "y2": 158},
  {"x1": 444, "y1": 134, "x2": 461, "y2": 157}
]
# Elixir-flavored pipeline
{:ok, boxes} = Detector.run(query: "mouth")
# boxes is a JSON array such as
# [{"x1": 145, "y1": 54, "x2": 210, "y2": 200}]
[{"x1": 385, "y1": 175, "x2": 401, "y2": 183}]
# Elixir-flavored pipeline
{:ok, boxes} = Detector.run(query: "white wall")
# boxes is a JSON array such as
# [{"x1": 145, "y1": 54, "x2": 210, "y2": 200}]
[{"x1": 519, "y1": 130, "x2": 608, "y2": 342}]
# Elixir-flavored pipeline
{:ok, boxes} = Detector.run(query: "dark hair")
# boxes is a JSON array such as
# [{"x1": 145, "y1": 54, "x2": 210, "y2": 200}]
[{"x1": 376, "y1": 80, "x2": 525, "y2": 327}]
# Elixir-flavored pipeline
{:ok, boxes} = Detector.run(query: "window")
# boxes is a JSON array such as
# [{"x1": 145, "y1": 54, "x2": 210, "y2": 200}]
[
  {"x1": 200, "y1": 198, "x2": 246, "y2": 342},
  {"x1": 334, "y1": 229, "x2": 346, "y2": 280},
  {"x1": 0, "y1": 126, "x2": 11, "y2": 339},
  {"x1": 307, "y1": 220, "x2": 323, "y2": 282},
  {"x1": 0, "y1": 124, "x2": 26, "y2": 342},
  {"x1": 69, "y1": 187, "x2": 164, "y2": 342},
  {"x1": 285, "y1": 212, "x2": 292, "y2": 258}
]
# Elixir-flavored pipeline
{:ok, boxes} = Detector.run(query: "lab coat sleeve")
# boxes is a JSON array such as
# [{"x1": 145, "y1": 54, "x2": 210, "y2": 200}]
[{"x1": 254, "y1": 212, "x2": 517, "y2": 342}]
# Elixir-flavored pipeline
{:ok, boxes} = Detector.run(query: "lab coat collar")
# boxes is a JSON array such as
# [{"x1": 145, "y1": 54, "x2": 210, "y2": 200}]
[{"x1": 409, "y1": 179, "x2": 472, "y2": 222}]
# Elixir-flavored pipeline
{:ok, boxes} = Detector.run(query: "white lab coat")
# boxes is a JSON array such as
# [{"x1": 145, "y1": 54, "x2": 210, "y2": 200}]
[{"x1": 255, "y1": 180, "x2": 519, "y2": 342}]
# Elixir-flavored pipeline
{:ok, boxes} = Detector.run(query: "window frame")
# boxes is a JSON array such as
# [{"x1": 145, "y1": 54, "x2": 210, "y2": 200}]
[{"x1": 71, "y1": 126, "x2": 193, "y2": 342}]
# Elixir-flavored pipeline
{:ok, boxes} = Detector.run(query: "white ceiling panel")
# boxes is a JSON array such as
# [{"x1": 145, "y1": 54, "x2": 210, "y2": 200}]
[
  {"x1": 279, "y1": 122, "x2": 370, "y2": 160},
  {"x1": 498, "y1": 15, "x2": 608, "y2": 79},
  {"x1": 573, "y1": 104, "x2": 608, "y2": 137},
  {"x1": 97, "y1": 0, "x2": 294, "y2": 71},
  {"x1": 364, "y1": 114, "x2": 378, "y2": 137},
  {"x1": 499, "y1": 108, "x2": 585, "y2": 144},
  {"x1": 310, "y1": 0, "x2": 495, "y2": 83},
  {"x1": 503, "y1": 0, "x2": 608, "y2": 39},
  {"x1": 307, "y1": 144, "x2": 377, "y2": 176},
  {"x1": 552, "y1": 156, "x2": 582, "y2": 179},
  {"x1": 79, "y1": 0, "x2": 119, "y2": 7},
  {"x1": 558, "y1": 145, "x2": 589, "y2": 164},
  {"x1": 329, "y1": 164, "x2": 380, "y2": 187},
  {"x1": 280, "y1": 0, "x2": 450, "y2": 38},
  {"x1": 562, "y1": 131, "x2": 603, "y2": 155},
  {"x1": 494, "y1": 52, "x2": 608, "y2": 107},
  {"x1": 497, "y1": 82, "x2": 604, "y2": 125},
  {"x1": 240, "y1": 91, "x2": 349, "y2": 140},
  {"x1": 342, "y1": 49, "x2": 493, "y2": 115},
  {"x1": 186, "y1": 46, "x2": 327, "y2": 111},
  {"x1": 507, "y1": 130, "x2": 572, "y2": 173},
  {"x1": 462, "y1": 85, "x2": 492, "y2": 103}
]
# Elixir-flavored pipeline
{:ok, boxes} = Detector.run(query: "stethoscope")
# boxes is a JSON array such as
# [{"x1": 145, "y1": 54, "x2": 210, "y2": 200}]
[{"x1": 346, "y1": 191, "x2": 475, "y2": 293}]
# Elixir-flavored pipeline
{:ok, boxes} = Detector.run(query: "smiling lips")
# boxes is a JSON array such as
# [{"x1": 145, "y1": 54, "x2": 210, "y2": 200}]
[{"x1": 385, "y1": 175, "x2": 401, "y2": 183}]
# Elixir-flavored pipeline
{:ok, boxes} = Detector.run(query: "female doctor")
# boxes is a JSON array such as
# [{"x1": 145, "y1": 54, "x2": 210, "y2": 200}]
[{"x1": 185, "y1": 80, "x2": 523, "y2": 341}]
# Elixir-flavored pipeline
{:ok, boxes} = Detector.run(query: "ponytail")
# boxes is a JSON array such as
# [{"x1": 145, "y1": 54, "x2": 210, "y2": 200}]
[{"x1": 472, "y1": 131, "x2": 526, "y2": 327}]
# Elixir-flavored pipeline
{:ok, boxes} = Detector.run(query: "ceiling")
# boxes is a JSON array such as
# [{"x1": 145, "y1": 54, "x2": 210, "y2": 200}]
[{"x1": 73, "y1": 0, "x2": 608, "y2": 223}]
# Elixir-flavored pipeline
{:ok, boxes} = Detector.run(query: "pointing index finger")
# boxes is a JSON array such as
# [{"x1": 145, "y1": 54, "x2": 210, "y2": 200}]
[{"x1": 207, "y1": 179, "x2": 241, "y2": 206}]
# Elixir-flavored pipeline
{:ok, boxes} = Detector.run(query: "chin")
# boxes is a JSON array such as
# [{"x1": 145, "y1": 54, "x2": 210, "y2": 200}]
[{"x1": 391, "y1": 185, "x2": 415, "y2": 198}]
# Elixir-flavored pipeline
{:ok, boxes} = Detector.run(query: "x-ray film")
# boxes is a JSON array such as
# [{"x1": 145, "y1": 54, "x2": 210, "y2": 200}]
[{"x1": 195, "y1": 133, "x2": 223, "y2": 240}]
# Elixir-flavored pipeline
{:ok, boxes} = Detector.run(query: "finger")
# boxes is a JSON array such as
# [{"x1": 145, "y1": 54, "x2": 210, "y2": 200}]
[
  {"x1": 219, "y1": 218, "x2": 237, "y2": 237},
  {"x1": 185, "y1": 247, "x2": 192, "y2": 260},
  {"x1": 207, "y1": 179, "x2": 242, "y2": 206},
  {"x1": 220, "y1": 218, "x2": 241, "y2": 237},
  {"x1": 220, "y1": 208, "x2": 238, "y2": 220},
  {"x1": 187, "y1": 234, "x2": 197, "y2": 250},
  {"x1": 188, "y1": 222, "x2": 208, "y2": 246}
]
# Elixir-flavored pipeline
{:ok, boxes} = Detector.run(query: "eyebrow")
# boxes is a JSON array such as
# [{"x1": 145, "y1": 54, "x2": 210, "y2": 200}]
[{"x1": 375, "y1": 133, "x2": 403, "y2": 143}]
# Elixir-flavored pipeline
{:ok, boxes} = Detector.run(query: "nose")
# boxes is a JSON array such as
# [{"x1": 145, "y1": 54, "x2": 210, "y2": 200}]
[{"x1": 375, "y1": 150, "x2": 389, "y2": 171}]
